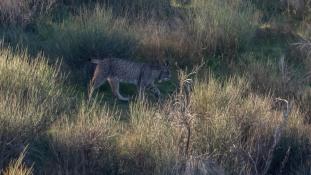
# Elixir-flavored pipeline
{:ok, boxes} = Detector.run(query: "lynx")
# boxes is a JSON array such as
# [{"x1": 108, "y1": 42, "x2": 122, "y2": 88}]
[{"x1": 88, "y1": 58, "x2": 171, "y2": 101}]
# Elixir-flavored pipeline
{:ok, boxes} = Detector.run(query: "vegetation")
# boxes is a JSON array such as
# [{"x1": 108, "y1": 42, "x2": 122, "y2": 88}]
[{"x1": 0, "y1": 0, "x2": 311, "y2": 174}]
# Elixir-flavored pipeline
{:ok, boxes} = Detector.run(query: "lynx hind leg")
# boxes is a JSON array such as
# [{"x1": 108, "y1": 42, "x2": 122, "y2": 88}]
[
  {"x1": 108, "y1": 78, "x2": 129, "y2": 101},
  {"x1": 88, "y1": 64, "x2": 109, "y2": 99}
]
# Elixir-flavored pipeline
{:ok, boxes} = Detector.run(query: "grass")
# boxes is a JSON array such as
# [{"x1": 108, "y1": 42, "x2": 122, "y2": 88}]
[
  {"x1": 0, "y1": 0, "x2": 56, "y2": 27},
  {"x1": 43, "y1": 6, "x2": 137, "y2": 64},
  {"x1": 187, "y1": 0, "x2": 259, "y2": 57},
  {"x1": 0, "y1": 43, "x2": 73, "y2": 172},
  {"x1": 0, "y1": 46, "x2": 310, "y2": 173},
  {"x1": 103, "y1": 0, "x2": 174, "y2": 18},
  {"x1": 190, "y1": 76, "x2": 310, "y2": 174},
  {"x1": 45, "y1": 101, "x2": 120, "y2": 174},
  {"x1": 0, "y1": 0, "x2": 261, "y2": 70},
  {"x1": 1, "y1": 147, "x2": 33, "y2": 175},
  {"x1": 1, "y1": 0, "x2": 311, "y2": 174}
]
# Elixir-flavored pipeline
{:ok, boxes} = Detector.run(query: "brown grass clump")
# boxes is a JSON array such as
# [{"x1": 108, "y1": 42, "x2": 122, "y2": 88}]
[
  {"x1": 116, "y1": 68, "x2": 311, "y2": 174},
  {"x1": 134, "y1": 0, "x2": 260, "y2": 65},
  {"x1": 0, "y1": 43, "x2": 310, "y2": 173},
  {"x1": 118, "y1": 99, "x2": 178, "y2": 174},
  {"x1": 0, "y1": 0, "x2": 56, "y2": 26},
  {"x1": 1, "y1": 148, "x2": 33, "y2": 175},
  {"x1": 195, "y1": 75, "x2": 311, "y2": 174},
  {"x1": 186, "y1": 0, "x2": 260, "y2": 59},
  {"x1": 166, "y1": 70, "x2": 310, "y2": 174},
  {"x1": 1, "y1": 1, "x2": 311, "y2": 174},
  {"x1": 46, "y1": 101, "x2": 121, "y2": 174},
  {"x1": 0, "y1": 43, "x2": 72, "y2": 170}
]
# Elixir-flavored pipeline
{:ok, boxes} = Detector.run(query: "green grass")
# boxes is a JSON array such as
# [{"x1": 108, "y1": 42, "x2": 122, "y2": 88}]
[
  {"x1": 45, "y1": 101, "x2": 121, "y2": 174},
  {"x1": 187, "y1": 0, "x2": 259, "y2": 57},
  {"x1": 0, "y1": 43, "x2": 74, "y2": 171},
  {"x1": 0, "y1": 0, "x2": 261, "y2": 69},
  {"x1": 1, "y1": 0, "x2": 311, "y2": 174},
  {"x1": 0, "y1": 45, "x2": 310, "y2": 174}
]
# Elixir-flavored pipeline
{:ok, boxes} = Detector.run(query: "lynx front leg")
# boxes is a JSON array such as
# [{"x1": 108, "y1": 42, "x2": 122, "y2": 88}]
[
  {"x1": 88, "y1": 76, "x2": 106, "y2": 100},
  {"x1": 108, "y1": 78, "x2": 129, "y2": 101},
  {"x1": 149, "y1": 83, "x2": 161, "y2": 99}
]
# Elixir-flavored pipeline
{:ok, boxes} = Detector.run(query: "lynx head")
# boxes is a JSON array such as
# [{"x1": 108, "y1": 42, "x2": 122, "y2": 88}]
[{"x1": 157, "y1": 60, "x2": 171, "y2": 83}]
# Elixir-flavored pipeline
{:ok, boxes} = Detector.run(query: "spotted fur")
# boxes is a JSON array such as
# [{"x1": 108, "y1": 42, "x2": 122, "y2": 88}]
[{"x1": 88, "y1": 58, "x2": 171, "y2": 101}]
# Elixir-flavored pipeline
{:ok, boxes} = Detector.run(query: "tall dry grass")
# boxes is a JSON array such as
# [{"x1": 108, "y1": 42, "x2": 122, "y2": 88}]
[
  {"x1": 44, "y1": 6, "x2": 137, "y2": 63},
  {"x1": 1, "y1": 1, "x2": 261, "y2": 68},
  {"x1": 0, "y1": 0, "x2": 56, "y2": 26},
  {"x1": 118, "y1": 99, "x2": 178, "y2": 174},
  {"x1": 45, "y1": 101, "x2": 120, "y2": 174},
  {"x1": 37, "y1": 6, "x2": 139, "y2": 85},
  {"x1": 0, "y1": 42, "x2": 73, "y2": 170},
  {"x1": 287, "y1": 39, "x2": 311, "y2": 122},
  {"x1": 1, "y1": 1, "x2": 311, "y2": 174},
  {"x1": 171, "y1": 73, "x2": 310, "y2": 174},
  {"x1": 186, "y1": 0, "x2": 260, "y2": 58},
  {"x1": 123, "y1": 0, "x2": 260, "y2": 67},
  {"x1": 116, "y1": 70, "x2": 311, "y2": 174},
  {"x1": 1, "y1": 148, "x2": 33, "y2": 175},
  {"x1": 0, "y1": 43, "x2": 310, "y2": 174},
  {"x1": 102, "y1": 0, "x2": 174, "y2": 18}
]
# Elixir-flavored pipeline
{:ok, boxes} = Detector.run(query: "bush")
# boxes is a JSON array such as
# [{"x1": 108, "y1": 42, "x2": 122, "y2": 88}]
[
  {"x1": 42, "y1": 6, "x2": 138, "y2": 66},
  {"x1": 117, "y1": 74, "x2": 311, "y2": 174},
  {"x1": 186, "y1": 0, "x2": 260, "y2": 59},
  {"x1": 189, "y1": 75, "x2": 310, "y2": 174},
  {"x1": 0, "y1": 0, "x2": 56, "y2": 27},
  {"x1": 45, "y1": 101, "x2": 120, "y2": 174},
  {"x1": 130, "y1": 0, "x2": 260, "y2": 66},
  {"x1": 118, "y1": 99, "x2": 178, "y2": 174},
  {"x1": 1, "y1": 148, "x2": 33, "y2": 175},
  {"x1": 102, "y1": 0, "x2": 174, "y2": 18},
  {"x1": 0, "y1": 42, "x2": 72, "y2": 170}
]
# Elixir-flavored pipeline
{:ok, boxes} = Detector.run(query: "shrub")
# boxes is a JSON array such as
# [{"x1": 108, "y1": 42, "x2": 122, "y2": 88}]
[
  {"x1": 102, "y1": 0, "x2": 174, "y2": 18},
  {"x1": 131, "y1": 0, "x2": 260, "y2": 66},
  {"x1": 118, "y1": 99, "x2": 178, "y2": 174},
  {"x1": 240, "y1": 53, "x2": 310, "y2": 98},
  {"x1": 45, "y1": 101, "x2": 120, "y2": 174},
  {"x1": 186, "y1": 0, "x2": 260, "y2": 59},
  {"x1": 117, "y1": 73, "x2": 311, "y2": 174},
  {"x1": 1, "y1": 148, "x2": 33, "y2": 175},
  {"x1": 0, "y1": 42, "x2": 72, "y2": 170},
  {"x1": 42, "y1": 6, "x2": 138, "y2": 65},
  {"x1": 189, "y1": 75, "x2": 310, "y2": 174},
  {"x1": 0, "y1": 0, "x2": 56, "y2": 27}
]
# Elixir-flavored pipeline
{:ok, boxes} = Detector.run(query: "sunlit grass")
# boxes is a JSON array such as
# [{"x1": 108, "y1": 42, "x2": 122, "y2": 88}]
[{"x1": 1, "y1": 0, "x2": 311, "y2": 174}]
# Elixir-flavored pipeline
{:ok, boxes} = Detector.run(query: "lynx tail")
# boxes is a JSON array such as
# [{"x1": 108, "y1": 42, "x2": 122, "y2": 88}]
[{"x1": 90, "y1": 59, "x2": 102, "y2": 64}]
